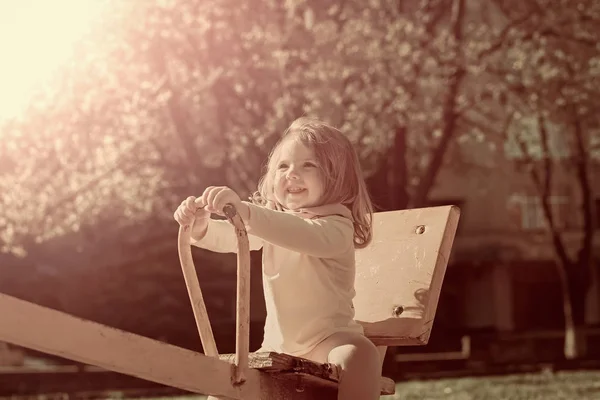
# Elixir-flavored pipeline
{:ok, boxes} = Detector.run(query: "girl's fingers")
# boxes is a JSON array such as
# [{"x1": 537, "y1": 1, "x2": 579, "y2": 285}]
[
  {"x1": 205, "y1": 187, "x2": 224, "y2": 213},
  {"x1": 184, "y1": 196, "x2": 197, "y2": 211},
  {"x1": 194, "y1": 197, "x2": 206, "y2": 208},
  {"x1": 174, "y1": 195, "x2": 208, "y2": 226},
  {"x1": 181, "y1": 207, "x2": 194, "y2": 217},
  {"x1": 212, "y1": 189, "x2": 230, "y2": 213},
  {"x1": 200, "y1": 186, "x2": 215, "y2": 211},
  {"x1": 174, "y1": 210, "x2": 187, "y2": 225}
]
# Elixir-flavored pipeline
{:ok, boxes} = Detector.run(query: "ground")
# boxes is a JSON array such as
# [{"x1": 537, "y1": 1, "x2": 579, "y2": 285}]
[
  {"x1": 137, "y1": 369, "x2": 600, "y2": 400},
  {"x1": 385, "y1": 370, "x2": 600, "y2": 400}
]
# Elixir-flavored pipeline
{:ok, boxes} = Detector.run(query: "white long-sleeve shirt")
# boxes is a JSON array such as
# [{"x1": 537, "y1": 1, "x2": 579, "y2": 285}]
[{"x1": 192, "y1": 202, "x2": 364, "y2": 356}]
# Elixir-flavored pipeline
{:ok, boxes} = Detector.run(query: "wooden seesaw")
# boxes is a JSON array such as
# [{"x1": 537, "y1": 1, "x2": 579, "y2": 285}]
[{"x1": 0, "y1": 204, "x2": 460, "y2": 399}]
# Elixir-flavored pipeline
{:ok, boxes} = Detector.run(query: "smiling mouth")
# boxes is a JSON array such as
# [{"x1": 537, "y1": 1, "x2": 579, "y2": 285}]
[{"x1": 287, "y1": 188, "x2": 306, "y2": 194}]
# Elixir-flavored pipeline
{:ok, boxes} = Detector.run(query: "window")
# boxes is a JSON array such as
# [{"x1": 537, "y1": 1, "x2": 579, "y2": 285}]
[
  {"x1": 504, "y1": 117, "x2": 570, "y2": 161},
  {"x1": 507, "y1": 194, "x2": 570, "y2": 231}
]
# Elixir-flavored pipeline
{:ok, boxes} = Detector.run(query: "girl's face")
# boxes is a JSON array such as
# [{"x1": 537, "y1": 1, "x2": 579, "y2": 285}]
[{"x1": 272, "y1": 139, "x2": 324, "y2": 210}]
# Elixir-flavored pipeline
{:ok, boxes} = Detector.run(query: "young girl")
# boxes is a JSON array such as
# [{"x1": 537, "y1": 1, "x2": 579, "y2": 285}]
[{"x1": 174, "y1": 117, "x2": 382, "y2": 399}]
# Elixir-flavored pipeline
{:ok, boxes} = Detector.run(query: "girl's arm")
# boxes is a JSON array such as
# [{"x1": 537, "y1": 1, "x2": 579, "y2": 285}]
[
  {"x1": 243, "y1": 203, "x2": 354, "y2": 258},
  {"x1": 191, "y1": 219, "x2": 263, "y2": 253}
]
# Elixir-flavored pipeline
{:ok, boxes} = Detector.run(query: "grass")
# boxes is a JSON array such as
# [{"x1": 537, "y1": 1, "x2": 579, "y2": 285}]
[
  {"x1": 385, "y1": 370, "x2": 600, "y2": 400},
  {"x1": 137, "y1": 370, "x2": 600, "y2": 400}
]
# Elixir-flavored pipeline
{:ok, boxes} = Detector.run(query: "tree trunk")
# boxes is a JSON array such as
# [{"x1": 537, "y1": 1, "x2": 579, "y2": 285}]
[
  {"x1": 555, "y1": 260, "x2": 577, "y2": 359},
  {"x1": 567, "y1": 264, "x2": 589, "y2": 326},
  {"x1": 556, "y1": 258, "x2": 590, "y2": 359},
  {"x1": 366, "y1": 126, "x2": 409, "y2": 212},
  {"x1": 410, "y1": 0, "x2": 465, "y2": 208},
  {"x1": 567, "y1": 260, "x2": 590, "y2": 358},
  {"x1": 560, "y1": 108, "x2": 594, "y2": 359},
  {"x1": 366, "y1": 156, "x2": 392, "y2": 212},
  {"x1": 389, "y1": 126, "x2": 409, "y2": 210},
  {"x1": 531, "y1": 111, "x2": 591, "y2": 360},
  {"x1": 587, "y1": 263, "x2": 600, "y2": 324}
]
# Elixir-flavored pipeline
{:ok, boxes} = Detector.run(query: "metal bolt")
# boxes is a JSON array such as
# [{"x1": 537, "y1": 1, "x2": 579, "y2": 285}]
[
  {"x1": 392, "y1": 305, "x2": 404, "y2": 317},
  {"x1": 416, "y1": 225, "x2": 426, "y2": 234}
]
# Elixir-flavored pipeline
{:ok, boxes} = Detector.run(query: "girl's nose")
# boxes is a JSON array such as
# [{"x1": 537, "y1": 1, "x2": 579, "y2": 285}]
[{"x1": 286, "y1": 167, "x2": 300, "y2": 180}]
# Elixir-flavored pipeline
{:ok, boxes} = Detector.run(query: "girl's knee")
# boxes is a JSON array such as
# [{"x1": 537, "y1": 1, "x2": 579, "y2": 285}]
[
  {"x1": 328, "y1": 334, "x2": 381, "y2": 400},
  {"x1": 353, "y1": 337, "x2": 381, "y2": 371},
  {"x1": 328, "y1": 333, "x2": 381, "y2": 371}
]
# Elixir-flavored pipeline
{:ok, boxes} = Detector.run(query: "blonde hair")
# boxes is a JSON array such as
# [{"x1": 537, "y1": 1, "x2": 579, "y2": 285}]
[{"x1": 253, "y1": 117, "x2": 373, "y2": 248}]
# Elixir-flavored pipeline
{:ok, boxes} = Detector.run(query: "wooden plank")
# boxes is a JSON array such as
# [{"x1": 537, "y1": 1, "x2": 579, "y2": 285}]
[
  {"x1": 177, "y1": 224, "x2": 219, "y2": 357},
  {"x1": 0, "y1": 293, "x2": 260, "y2": 399},
  {"x1": 0, "y1": 341, "x2": 24, "y2": 366},
  {"x1": 220, "y1": 352, "x2": 396, "y2": 395},
  {"x1": 0, "y1": 366, "x2": 183, "y2": 397},
  {"x1": 223, "y1": 204, "x2": 251, "y2": 384},
  {"x1": 354, "y1": 206, "x2": 460, "y2": 346}
]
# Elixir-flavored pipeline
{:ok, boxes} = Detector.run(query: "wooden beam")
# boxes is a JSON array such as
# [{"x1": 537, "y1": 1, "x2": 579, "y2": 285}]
[
  {"x1": 223, "y1": 204, "x2": 251, "y2": 384},
  {"x1": 177, "y1": 224, "x2": 219, "y2": 357},
  {"x1": 0, "y1": 365, "x2": 185, "y2": 397},
  {"x1": 0, "y1": 293, "x2": 260, "y2": 399},
  {"x1": 220, "y1": 352, "x2": 395, "y2": 395}
]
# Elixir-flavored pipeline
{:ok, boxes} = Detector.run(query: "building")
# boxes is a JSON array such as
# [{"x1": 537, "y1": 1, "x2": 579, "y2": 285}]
[{"x1": 428, "y1": 128, "x2": 600, "y2": 339}]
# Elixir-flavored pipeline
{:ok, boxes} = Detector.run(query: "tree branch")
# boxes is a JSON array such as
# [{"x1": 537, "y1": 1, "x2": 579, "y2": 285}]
[
  {"x1": 474, "y1": 12, "x2": 532, "y2": 61},
  {"x1": 410, "y1": 0, "x2": 465, "y2": 208},
  {"x1": 537, "y1": 27, "x2": 598, "y2": 49},
  {"x1": 536, "y1": 112, "x2": 572, "y2": 265},
  {"x1": 39, "y1": 141, "x2": 148, "y2": 222},
  {"x1": 571, "y1": 107, "x2": 595, "y2": 267}
]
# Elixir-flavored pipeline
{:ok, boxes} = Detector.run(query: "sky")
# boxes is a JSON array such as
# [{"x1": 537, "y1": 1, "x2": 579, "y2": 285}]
[{"x1": 0, "y1": 1, "x2": 107, "y2": 122}]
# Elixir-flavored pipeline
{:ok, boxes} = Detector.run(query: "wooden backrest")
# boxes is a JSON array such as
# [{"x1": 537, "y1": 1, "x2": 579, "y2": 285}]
[{"x1": 353, "y1": 206, "x2": 460, "y2": 346}]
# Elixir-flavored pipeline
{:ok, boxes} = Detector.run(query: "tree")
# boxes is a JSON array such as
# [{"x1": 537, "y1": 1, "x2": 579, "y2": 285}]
[
  {"x1": 1, "y1": 0, "x2": 489, "y2": 253},
  {"x1": 7, "y1": 0, "x2": 592, "y2": 355},
  {"x1": 477, "y1": 0, "x2": 600, "y2": 358},
  {"x1": 0, "y1": 0, "x2": 292, "y2": 344},
  {"x1": 0, "y1": 0, "x2": 287, "y2": 256},
  {"x1": 267, "y1": 0, "x2": 474, "y2": 211}
]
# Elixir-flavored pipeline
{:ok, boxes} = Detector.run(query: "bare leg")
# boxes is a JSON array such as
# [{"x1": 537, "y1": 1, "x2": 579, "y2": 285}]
[{"x1": 302, "y1": 332, "x2": 382, "y2": 400}]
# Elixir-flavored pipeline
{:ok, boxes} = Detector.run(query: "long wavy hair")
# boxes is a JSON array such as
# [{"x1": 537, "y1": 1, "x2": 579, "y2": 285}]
[{"x1": 253, "y1": 117, "x2": 373, "y2": 248}]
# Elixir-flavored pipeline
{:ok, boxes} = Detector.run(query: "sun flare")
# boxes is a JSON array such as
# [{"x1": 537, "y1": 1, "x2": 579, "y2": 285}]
[{"x1": 0, "y1": 1, "x2": 107, "y2": 122}]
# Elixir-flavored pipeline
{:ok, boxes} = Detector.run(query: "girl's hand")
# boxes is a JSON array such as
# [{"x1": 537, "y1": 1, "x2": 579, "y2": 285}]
[
  {"x1": 173, "y1": 196, "x2": 209, "y2": 227},
  {"x1": 200, "y1": 186, "x2": 249, "y2": 220}
]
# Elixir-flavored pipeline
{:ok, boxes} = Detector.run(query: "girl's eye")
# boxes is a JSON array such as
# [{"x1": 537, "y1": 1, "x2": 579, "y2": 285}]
[
  {"x1": 304, "y1": 162, "x2": 317, "y2": 168},
  {"x1": 278, "y1": 163, "x2": 288, "y2": 169}
]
